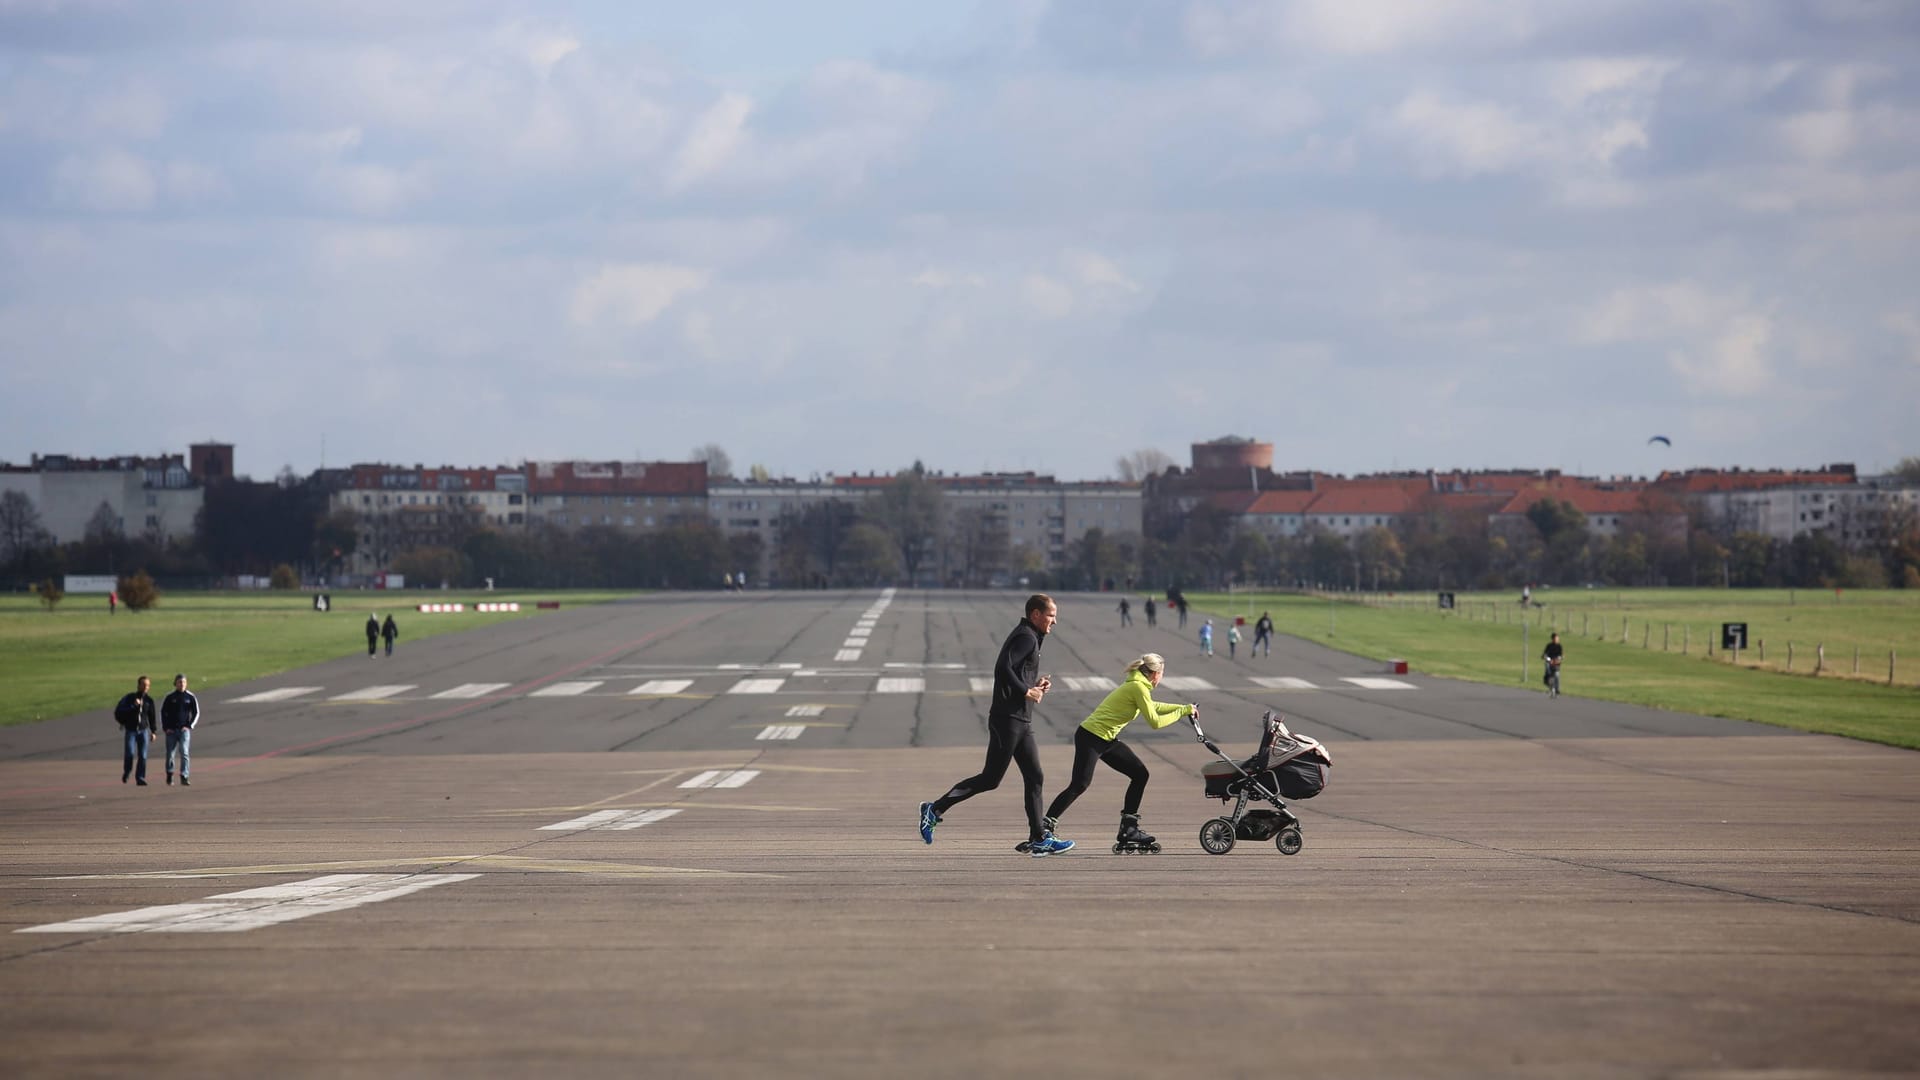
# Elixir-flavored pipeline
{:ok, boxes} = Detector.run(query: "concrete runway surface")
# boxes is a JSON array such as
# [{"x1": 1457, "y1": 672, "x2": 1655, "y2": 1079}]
[{"x1": 3, "y1": 590, "x2": 1917, "y2": 1078}]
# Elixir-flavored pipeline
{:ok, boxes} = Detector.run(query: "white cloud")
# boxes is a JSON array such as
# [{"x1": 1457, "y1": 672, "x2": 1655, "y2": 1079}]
[
  {"x1": 668, "y1": 93, "x2": 752, "y2": 191},
  {"x1": 1385, "y1": 90, "x2": 1538, "y2": 177},
  {"x1": 50, "y1": 149, "x2": 156, "y2": 212},
  {"x1": 1023, "y1": 273, "x2": 1074, "y2": 318},
  {"x1": 1068, "y1": 251, "x2": 1142, "y2": 294},
  {"x1": 568, "y1": 263, "x2": 710, "y2": 328}
]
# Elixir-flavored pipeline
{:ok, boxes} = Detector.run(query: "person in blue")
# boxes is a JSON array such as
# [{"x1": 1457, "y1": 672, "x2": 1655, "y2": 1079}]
[
  {"x1": 1198, "y1": 618, "x2": 1214, "y2": 658},
  {"x1": 160, "y1": 673, "x2": 200, "y2": 786},
  {"x1": 114, "y1": 675, "x2": 158, "y2": 785},
  {"x1": 918, "y1": 594, "x2": 1073, "y2": 856}
]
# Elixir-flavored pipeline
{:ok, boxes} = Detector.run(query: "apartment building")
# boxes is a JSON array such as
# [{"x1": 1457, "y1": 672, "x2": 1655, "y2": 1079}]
[{"x1": 0, "y1": 447, "x2": 213, "y2": 544}]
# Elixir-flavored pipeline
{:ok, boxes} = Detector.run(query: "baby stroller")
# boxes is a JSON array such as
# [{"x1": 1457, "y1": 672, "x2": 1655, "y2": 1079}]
[{"x1": 1192, "y1": 708, "x2": 1331, "y2": 855}]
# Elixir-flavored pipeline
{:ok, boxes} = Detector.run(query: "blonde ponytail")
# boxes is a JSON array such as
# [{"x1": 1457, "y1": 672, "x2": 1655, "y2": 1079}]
[{"x1": 1126, "y1": 653, "x2": 1165, "y2": 677}]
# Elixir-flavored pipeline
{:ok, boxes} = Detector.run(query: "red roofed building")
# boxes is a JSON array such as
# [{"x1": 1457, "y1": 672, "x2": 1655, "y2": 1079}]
[
  {"x1": 526, "y1": 460, "x2": 708, "y2": 530},
  {"x1": 1301, "y1": 483, "x2": 1416, "y2": 536}
]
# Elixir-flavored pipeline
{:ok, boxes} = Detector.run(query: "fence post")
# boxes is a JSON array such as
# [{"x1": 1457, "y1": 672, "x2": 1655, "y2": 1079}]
[
  {"x1": 1522, "y1": 621, "x2": 1528, "y2": 684},
  {"x1": 1854, "y1": 646, "x2": 1860, "y2": 675},
  {"x1": 1816, "y1": 643, "x2": 1824, "y2": 675},
  {"x1": 1663, "y1": 623, "x2": 1669, "y2": 651},
  {"x1": 1643, "y1": 623, "x2": 1650, "y2": 649},
  {"x1": 1759, "y1": 639, "x2": 1765, "y2": 664},
  {"x1": 1787, "y1": 642, "x2": 1793, "y2": 671},
  {"x1": 1583, "y1": 613, "x2": 1589, "y2": 636},
  {"x1": 1685, "y1": 624, "x2": 1690, "y2": 654},
  {"x1": 1893, "y1": 649, "x2": 1898, "y2": 687}
]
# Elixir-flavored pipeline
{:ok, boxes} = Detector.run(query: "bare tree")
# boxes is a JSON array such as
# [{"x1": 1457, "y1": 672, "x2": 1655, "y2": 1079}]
[
  {"x1": 84, "y1": 501, "x2": 124, "y2": 544},
  {"x1": 691, "y1": 444, "x2": 733, "y2": 480},
  {"x1": 1115, "y1": 448, "x2": 1174, "y2": 482},
  {"x1": 0, "y1": 490, "x2": 52, "y2": 561}
]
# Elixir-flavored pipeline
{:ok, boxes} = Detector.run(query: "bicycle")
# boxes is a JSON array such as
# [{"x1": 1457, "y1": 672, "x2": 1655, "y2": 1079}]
[{"x1": 1544, "y1": 657, "x2": 1561, "y2": 699}]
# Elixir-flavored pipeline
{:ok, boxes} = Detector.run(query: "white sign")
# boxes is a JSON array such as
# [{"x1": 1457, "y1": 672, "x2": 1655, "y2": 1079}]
[{"x1": 63, "y1": 575, "x2": 117, "y2": 593}]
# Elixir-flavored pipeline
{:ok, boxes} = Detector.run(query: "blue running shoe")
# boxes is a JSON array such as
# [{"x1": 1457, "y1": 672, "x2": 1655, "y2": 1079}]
[
  {"x1": 918, "y1": 801, "x2": 940, "y2": 844},
  {"x1": 1029, "y1": 834, "x2": 1075, "y2": 858}
]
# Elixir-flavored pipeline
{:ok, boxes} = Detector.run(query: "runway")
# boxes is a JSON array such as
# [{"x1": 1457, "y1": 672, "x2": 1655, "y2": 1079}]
[{"x1": 3, "y1": 590, "x2": 1916, "y2": 1076}]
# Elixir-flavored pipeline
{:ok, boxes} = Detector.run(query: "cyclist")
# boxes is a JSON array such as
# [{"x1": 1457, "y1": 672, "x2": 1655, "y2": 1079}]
[{"x1": 1541, "y1": 632, "x2": 1564, "y2": 695}]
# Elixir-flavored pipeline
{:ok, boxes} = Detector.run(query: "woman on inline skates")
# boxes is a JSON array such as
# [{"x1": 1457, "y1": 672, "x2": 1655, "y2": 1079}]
[{"x1": 1038, "y1": 652, "x2": 1197, "y2": 856}]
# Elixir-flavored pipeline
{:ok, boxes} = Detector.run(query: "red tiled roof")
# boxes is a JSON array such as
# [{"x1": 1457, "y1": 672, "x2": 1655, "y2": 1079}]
[
  {"x1": 1245, "y1": 490, "x2": 1316, "y2": 515},
  {"x1": 1653, "y1": 470, "x2": 1853, "y2": 493},
  {"x1": 1305, "y1": 484, "x2": 1415, "y2": 515}
]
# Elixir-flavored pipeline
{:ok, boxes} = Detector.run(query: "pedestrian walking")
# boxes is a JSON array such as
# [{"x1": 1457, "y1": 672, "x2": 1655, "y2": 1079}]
[
  {"x1": 1117, "y1": 597, "x2": 1132, "y2": 627},
  {"x1": 1143, "y1": 597, "x2": 1156, "y2": 628},
  {"x1": 1227, "y1": 622, "x2": 1241, "y2": 659},
  {"x1": 1254, "y1": 612, "x2": 1274, "y2": 657},
  {"x1": 1040, "y1": 653, "x2": 1196, "y2": 856},
  {"x1": 160, "y1": 673, "x2": 200, "y2": 786},
  {"x1": 114, "y1": 675, "x2": 158, "y2": 785},
  {"x1": 365, "y1": 613, "x2": 379, "y2": 658},
  {"x1": 381, "y1": 613, "x2": 399, "y2": 657},
  {"x1": 918, "y1": 594, "x2": 1073, "y2": 856},
  {"x1": 1199, "y1": 619, "x2": 1214, "y2": 658},
  {"x1": 108, "y1": 590, "x2": 118, "y2": 616}
]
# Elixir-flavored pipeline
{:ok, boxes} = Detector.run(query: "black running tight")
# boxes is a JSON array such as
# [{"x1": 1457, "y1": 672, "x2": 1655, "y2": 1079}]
[
  {"x1": 1045, "y1": 726, "x2": 1149, "y2": 823},
  {"x1": 932, "y1": 714, "x2": 1046, "y2": 841}
]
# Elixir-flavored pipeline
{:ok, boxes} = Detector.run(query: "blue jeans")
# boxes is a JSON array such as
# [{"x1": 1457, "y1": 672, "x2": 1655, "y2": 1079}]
[
  {"x1": 122, "y1": 728, "x2": 150, "y2": 781},
  {"x1": 165, "y1": 728, "x2": 192, "y2": 779}
]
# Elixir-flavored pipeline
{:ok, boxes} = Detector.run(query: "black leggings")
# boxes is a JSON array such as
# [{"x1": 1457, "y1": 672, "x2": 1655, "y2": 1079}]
[
  {"x1": 1045, "y1": 726, "x2": 1149, "y2": 823},
  {"x1": 932, "y1": 714, "x2": 1046, "y2": 841}
]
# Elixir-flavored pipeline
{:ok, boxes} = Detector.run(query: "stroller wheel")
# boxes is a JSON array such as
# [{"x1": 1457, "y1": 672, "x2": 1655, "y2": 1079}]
[
  {"x1": 1199, "y1": 818, "x2": 1236, "y2": 855},
  {"x1": 1276, "y1": 827, "x2": 1304, "y2": 855}
]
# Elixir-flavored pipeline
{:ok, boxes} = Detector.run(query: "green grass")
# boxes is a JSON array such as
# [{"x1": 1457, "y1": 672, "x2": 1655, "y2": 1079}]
[
  {"x1": 1194, "y1": 589, "x2": 1920, "y2": 750},
  {"x1": 0, "y1": 590, "x2": 636, "y2": 728}
]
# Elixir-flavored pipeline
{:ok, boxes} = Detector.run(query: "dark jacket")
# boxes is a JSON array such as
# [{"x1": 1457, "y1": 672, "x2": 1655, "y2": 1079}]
[
  {"x1": 381, "y1": 615, "x2": 398, "y2": 642},
  {"x1": 160, "y1": 689, "x2": 200, "y2": 732},
  {"x1": 989, "y1": 619, "x2": 1046, "y2": 721},
  {"x1": 366, "y1": 616, "x2": 379, "y2": 641},
  {"x1": 115, "y1": 691, "x2": 157, "y2": 733}
]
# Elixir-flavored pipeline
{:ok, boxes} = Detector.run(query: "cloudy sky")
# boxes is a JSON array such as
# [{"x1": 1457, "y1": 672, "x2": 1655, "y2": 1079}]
[{"x1": 3, "y1": 0, "x2": 1916, "y2": 484}]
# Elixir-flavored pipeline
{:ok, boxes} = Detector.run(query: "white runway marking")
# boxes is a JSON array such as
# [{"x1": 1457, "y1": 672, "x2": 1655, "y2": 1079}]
[
  {"x1": 835, "y1": 649, "x2": 862, "y2": 662},
  {"x1": 1342, "y1": 677, "x2": 1415, "y2": 689},
  {"x1": 229, "y1": 687, "x2": 321, "y2": 703},
  {"x1": 969, "y1": 677, "x2": 994, "y2": 692},
  {"x1": 786, "y1": 705, "x2": 825, "y2": 717},
  {"x1": 1061, "y1": 676, "x2": 1116, "y2": 692},
  {"x1": 430, "y1": 682, "x2": 511, "y2": 699},
  {"x1": 679, "y1": 769, "x2": 760, "y2": 789},
  {"x1": 1251, "y1": 677, "x2": 1318, "y2": 690},
  {"x1": 331, "y1": 685, "x2": 416, "y2": 701},
  {"x1": 885, "y1": 662, "x2": 966, "y2": 669},
  {"x1": 756, "y1": 725, "x2": 806, "y2": 741},
  {"x1": 17, "y1": 873, "x2": 476, "y2": 934},
  {"x1": 539, "y1": 808, "x2": 682, "y2": 832},
  {"x1": 630, "y1": 679, "x2": 694, "y2": 695},
  {"x1": 1159, "y1": 676, "x2": 1216, "y2": 691},
  {"x1": 842, "y1": 638, "x2": 866, "y2": 648},
  {"x1": 848, "y1": 626, "x2": 871, "y2": 638},
  {"x1": 727, "y1": 678, "x2": 785, "y2": 695},
  {"x1": 530, "y1": 680, "x2": 603, "y2": 697},
  {"x1": 876, "y1": 677, "x2": 925, "y2": 694}
]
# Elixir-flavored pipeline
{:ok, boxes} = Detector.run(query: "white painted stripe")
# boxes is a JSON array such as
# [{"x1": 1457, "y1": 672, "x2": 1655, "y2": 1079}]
[
  {"x1": 1342, "y1": 677, "x2": 1415, "y2": 689},
  {"x1": 679, "y1": 769, "x2": 760, "y2": 789},
  {"x1": 430, "y1": 682, "x2": 511, "y2": 699},
  {"x1": 331, "y1": 685, "x2": 416, "y2": 701},
  {"x1": 229, "y1": 687, "x2": 322, "y2": 703},
  {"x1": 835, "y1": 649, "x2": 862, "y2": 662},
  {"x1": 630, "y1": 679, "x2": 694, "y2": 695},
  {"x1": 1251, "y1": 677, "x2": 1318, "y2": 690},
  {"x1": 969, "y1": 677, "x2": 994, "y2": 692},
  {"x1": 756, "y1": 725, "x2": 805, "y2": 741},
  {"x1": 530, "y1": 680, "x2": 603, "y2": 697},
  {"x1": 885, "y1": 662, "x2": 966, "y2": 669},
  {"x1": 876, "y1": 677, "x2": 925, "y2": 694},
  {"x1": 1061, "y1": 676, "x2": 1116, "y2": 692},
  {"x1": 1159, "y1": 676, "x2": 1216, "y2": 691},
  {"x1": 843, "y1": 638, "x2": 866, "y2": 648},
  {"x1": 541, "y1": 808, "x2": 683, "y2": 832},
  {"x1": 786, "y1": 705, "x2": 825, "y2": 717},
  {"x1": 852, "y1": 623, "x2": 874, "y2": 633},
  {"x1": 727, "y1": 678, "x2": 785, "y2": 695},
  {"x1": 18, "y1": 874, "x2": 476, "y2": 934}
]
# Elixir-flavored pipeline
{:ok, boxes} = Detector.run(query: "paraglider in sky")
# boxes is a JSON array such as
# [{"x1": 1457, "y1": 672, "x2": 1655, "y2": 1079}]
[{"x1": 1647, "y1": 435, "x2": 1671, "y2": 446}]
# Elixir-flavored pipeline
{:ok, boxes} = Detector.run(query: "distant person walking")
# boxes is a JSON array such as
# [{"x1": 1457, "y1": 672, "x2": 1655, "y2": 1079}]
[
  {"x1": 108, "y1": 590, "x2": 117, "y2": 616},
  {"x1": 114, "y1": 675, "x2": 158, "y2": 785},
  {"x1": 1254, "y1": 612, "x2": 1274, "y2": 657},
  {"x1": 918, "y1": 594, "x2": 1074, "y2": 856},
  {"x1": 1176, "y1": 595, "x2": 1189, "y2": 629},
  {"x1": 160, "y1": 673, "x2": 200, "y2": 786},
  {"x1": 1198, "y1": 619, "x2": 1214, "y2": 658},
  {"x1": 1040, "y1": 652, "x2": 1195, "y2": 855},
  {"x1": 1143, "y1": 597, "x2": 1156, "y2": 628},
  {"x1": 1542, "y1": 632, "x2": 1564, "y2": 691},
  {"x1": 365, "y1": 614, "x2": 379, "y2": 658},
  {"x1": 1117, "y1": 597, "x2": 1131, "y2": 628},
  {"x1": 381, "y1": 613, "x2": 399, "y2": 657},
  {"x1": 1227, "y1": 622, "x2": 1241, "y2": 659}
]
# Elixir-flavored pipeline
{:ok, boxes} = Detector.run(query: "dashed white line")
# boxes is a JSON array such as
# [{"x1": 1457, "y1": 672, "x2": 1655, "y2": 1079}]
[
  {"x1": 1251, "y1": 677, "x2": 1318, "y2": 690},
  {"x1": 876, "y1": 677, "x2": 925, "y2": 694},
  {"x1": 330, "y1": 685, "x2": 416, "y2": 701},
  {"x1": 786, "y1": 705, "x2": 825, "y2": 717},
  {"x1": 430, "y1": 682, "x2": 512, "y2": 699},
  {"x1": 1159, "y1": 676, "x2": 1216, "y2": 691},
  {"x1": 539, "y1": 808, "x2": 683, "y2": 832},
  {"x1": 530, "y1": 680, "x2": 604, "y2": 697},
  {"x1": 1061, "y1": 676, "x2": 1116, "y2": 692},
  {"x1": 968, "y1": 677, "x2": 994, "y2": 692},
  {"x1": 835, "y1": 649, "x2": 862, "y2": 662},
  {"x1": 727, "y1": 679, "x2": 785, "y2": 695},
  {"x1": 1342, "y1": 677, "x2": 1415, "y2": 689},
  {"x1": 17, "y1": 873, "x2": 477, "y2": 934},
  {"x1": 229, "y1": 687, "x2": 322, "y2": 703},
  {"x1": 679, "y1": 769, "x2": 760, "y2": 789},
  {"x1": 756, "y1": 725, "x2": 806, "y2": 741},
  {"x1": 630, "y1": 679, "x2": 695, "y2": 695}
]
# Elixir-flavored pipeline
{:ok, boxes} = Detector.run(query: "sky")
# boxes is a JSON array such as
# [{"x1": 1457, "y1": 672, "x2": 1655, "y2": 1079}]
[{"x1": 3, "y1": 0, "x2": 1917, "y2": 484}]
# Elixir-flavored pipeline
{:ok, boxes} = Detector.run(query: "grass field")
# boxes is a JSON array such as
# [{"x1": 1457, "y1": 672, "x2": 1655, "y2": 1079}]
[
  {"x1": 0, "y1": 590, "x2": 634, "y2": 729},
  {"x1": 1193, "y1": 588, "x2": 1920, "y2": 750}
]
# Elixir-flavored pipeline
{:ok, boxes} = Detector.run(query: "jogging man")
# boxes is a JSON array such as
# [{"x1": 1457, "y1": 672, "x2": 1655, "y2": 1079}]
[{"x1": 919, "y1": 594, "x2": 1074, "y2": 855}]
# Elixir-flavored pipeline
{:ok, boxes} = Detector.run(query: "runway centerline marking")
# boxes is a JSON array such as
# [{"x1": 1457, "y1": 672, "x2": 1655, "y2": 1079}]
[
  {"x1": 540, "y1": 808, "x2": 683, "y2": 831},
  {"x1": 1251, "y1": 677, "x2": 1319, "y2": 690},
  {"x1": 785, "y1": 704, "x2": 826, "y2": 717},
  {"x1": 756, "y1": 725, "x2": 805, "y2": 740},
  {"x1": 727, "y1": 678, "x2": 786, "y2": 694},
  {"x1": 679, "y1": 769, "x2": 760, "y2": 789},
  {"x1": 1160, "y1": 676, "x2": 1216, "y2": 691},
  {"x1": 18, "y1": 873, "x2": 477, "y2": 934},
  {"x1": 1342, "y1": 677, "x2": 1415, "y2": 689},
  {"x1": 876, "y1": 677, "x2": 924, "y2": 693},
  {"x1": 431, "y1": 682, "x2": 511, "y2": 699},
  {"x1": 530, "y1": 680, "x2": 603, "y2": 697},
  {"x1": 331, "y1": 684, "x2": 416, "y2": 701},
  {"x1": 229, "y1": 687, "x2": 321, "y2": 703},
  {"x1": 630, "y1": 679, "x2": 695, "y2": 695}
]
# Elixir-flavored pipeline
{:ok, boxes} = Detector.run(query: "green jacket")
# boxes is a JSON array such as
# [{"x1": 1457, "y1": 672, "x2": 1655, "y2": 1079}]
[{"x1": 1080, "y1": 670, "x2": 1194, "y2": 742}]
